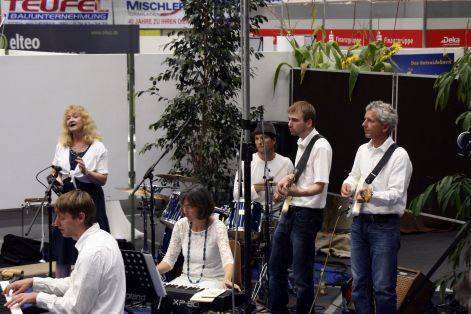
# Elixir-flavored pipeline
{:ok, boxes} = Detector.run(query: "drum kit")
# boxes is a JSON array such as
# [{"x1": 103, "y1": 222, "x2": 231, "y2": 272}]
[
  {"x1": 117, "y1": 172, "x2": 276, "y2": 239},
  {"x1": 116, "y1": 173, "x2": 279, "y2": 283}
]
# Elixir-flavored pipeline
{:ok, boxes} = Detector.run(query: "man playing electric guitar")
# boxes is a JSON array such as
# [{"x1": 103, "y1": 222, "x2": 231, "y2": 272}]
[
  {"x1": 341, "y1": 101, "x2": 412, "y2": 314},
  {"x1": 268, "y1": 101, "x2": 332, "y2": 314}
]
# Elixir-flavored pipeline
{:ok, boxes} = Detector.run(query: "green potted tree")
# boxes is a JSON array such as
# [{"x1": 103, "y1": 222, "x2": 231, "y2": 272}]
[{"x1": 139, "y1": 0, "x2": 267, "y2": 202}]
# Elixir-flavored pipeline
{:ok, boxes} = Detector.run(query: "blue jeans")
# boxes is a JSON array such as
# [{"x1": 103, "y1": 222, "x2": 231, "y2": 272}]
[
  {"x1": 351, "y1": 216, "x2": 400, "y2": 314},
  {"x1": 268, "y1": 208, "x2": 323, "y2": 314}
]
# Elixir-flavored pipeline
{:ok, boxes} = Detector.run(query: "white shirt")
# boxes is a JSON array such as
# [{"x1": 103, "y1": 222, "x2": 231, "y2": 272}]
[
  {"x1": 292, "y1": 128, "x2": 332, "y2": 209},
  {"x1": 34, "y1": 224, "x2": 126, "y2": 314},
  {"x1": 52, "y1": 140, "x2": 108, "y2": 184},
  {"x1": 233, "y1": 153, "x2": 294, "y2": 207},
  {"x1": 343, "y1": 137, "x2": 413, "y2": 215},
  {"x1": 162, "y1": 218, "x2": 234, "y2": 289}
]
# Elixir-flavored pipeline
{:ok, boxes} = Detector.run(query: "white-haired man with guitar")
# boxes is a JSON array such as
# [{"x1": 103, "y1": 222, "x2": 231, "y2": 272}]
[{"x1": 341, "y1": 100, "x2": 412, "y2": 314}]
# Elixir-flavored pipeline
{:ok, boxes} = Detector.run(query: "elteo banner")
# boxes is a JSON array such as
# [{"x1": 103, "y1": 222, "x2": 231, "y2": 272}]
[
  {"x1": 113, "y1": 0, "x2": 189, "y2": 29},
  {"x1": 0, "y1": 0, "x2": 113, "y2": 24},
  {"x1": 1, "y1": 25, "x2": 139, "y2": 53}
]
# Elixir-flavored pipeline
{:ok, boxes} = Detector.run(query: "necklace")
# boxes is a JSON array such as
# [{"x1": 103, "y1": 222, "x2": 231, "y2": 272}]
[
  {"x1": 187, "y1": 220, "x2": 208, "y2": 284},
  {"x1": 70, "y1": 144, "x2": 89, "y2": 156}
]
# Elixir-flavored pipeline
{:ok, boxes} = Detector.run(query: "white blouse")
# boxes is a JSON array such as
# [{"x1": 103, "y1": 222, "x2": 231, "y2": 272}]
[
  {"x1": 162, "y1": 217, "x2": 234, "y2": 289},
  {"x1": 52, "y1": 140, "x2": 108, "y2": 184}
]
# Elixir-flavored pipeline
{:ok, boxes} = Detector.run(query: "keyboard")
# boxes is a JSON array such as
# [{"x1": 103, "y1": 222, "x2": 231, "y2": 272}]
[
  {"x1": 163, "y1": 283, "x2": 244, "y2": 312},
  {"x1": 0, "y1": 281, "x2": 23, "y2": 314}
]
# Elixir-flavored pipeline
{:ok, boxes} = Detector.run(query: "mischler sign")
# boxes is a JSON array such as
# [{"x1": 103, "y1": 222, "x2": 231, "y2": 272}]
[
  {"x1": 2, "y1": 25, "x2": 139, "y2": 54},
  {"x1": 113, "y1": 0, "x2": 189, "y2": 29}
]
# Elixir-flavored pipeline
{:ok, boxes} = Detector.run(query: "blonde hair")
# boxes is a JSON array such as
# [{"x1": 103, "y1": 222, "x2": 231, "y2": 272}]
[{"x1": 59, "y1": 105, "x2": 102, "y2": 147}]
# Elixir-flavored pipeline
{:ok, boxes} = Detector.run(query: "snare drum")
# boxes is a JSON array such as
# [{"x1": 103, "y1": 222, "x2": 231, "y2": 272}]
[
  {"x1": 226, "y1": 199, "x2": 263, "y2": 236},
  {"x1": 160, "y1": 191, "x2": 181, "y2": 229}
]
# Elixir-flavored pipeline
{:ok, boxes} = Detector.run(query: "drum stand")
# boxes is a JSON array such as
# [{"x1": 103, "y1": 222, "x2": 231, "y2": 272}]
[
  {"x1": 252, "y1": 123, "x2": 274, "y2": 307},
  {"x1": 251, "y1": 206, "x2": 274, "y2": 307},
  {"x1": 139, "y1": 196, "x2": 151, "y2": 254},
  {"x1": 131, "y1": 119, "x2": 190, "y2": 259}
]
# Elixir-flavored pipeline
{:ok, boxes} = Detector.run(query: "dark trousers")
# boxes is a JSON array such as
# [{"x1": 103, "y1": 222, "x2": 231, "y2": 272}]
[{"x1": 268, "y1": 207, "x2": 323, "y2": 313}]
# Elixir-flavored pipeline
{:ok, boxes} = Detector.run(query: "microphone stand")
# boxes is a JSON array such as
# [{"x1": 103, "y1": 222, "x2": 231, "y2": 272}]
[
  {"x1": 25, "y1": 169, "x2": 57, "y2": 277},
  {"x1": 251, "y1": 116, "x2": 273, "y2": 305},
  {"x1": 45, "y1": 183, "x2": 54, "y2": 278},
  {"x1": 260, "y1": 116, "x2": 272, "y2": 269},
  {"x1": 132, "y1": 118, "x2": 190, "y2": 259}
]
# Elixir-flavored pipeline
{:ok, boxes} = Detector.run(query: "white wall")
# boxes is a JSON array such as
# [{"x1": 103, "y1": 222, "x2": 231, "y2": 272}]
[
  {"x1": 0, "y1": 54, "x2": 129, "y2": 209},
  {"x1": 0, "y1": 51, "x2": 293, "y2": 209}
]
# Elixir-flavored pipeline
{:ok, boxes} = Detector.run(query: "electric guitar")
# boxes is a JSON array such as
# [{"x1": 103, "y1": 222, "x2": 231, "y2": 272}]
[
  {"x1": 281, "y1": 173, "x2": 296, "y2": 216},
  {"x1": 348, "y1": 177, "x2": 373, "y2": 216}
]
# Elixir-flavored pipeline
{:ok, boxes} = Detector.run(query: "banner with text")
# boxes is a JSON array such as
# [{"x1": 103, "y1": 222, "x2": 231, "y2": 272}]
[
  {"x1": 426, "y1": 29, "x2": 471, "y2": 48},
  {"x1": 391, "y1": 53, "x2": 454, "y2": 75},
  {"x1": 113, "y1": 0, "x2": 188, "y2": 29},
  {"x1": 256, "y1": 29, "x2": 423, "y2": 48},
  {"x1": 0, "y1": 0, "x2": 113, "y2": 24},
  {"x1": 2, "y1": 25, "x2": 139, "y2": 53}
]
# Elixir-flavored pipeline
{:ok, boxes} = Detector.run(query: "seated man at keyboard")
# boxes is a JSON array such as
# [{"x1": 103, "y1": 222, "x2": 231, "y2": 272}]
[
  {"x1": 156, "y1": 184, "x2": 239, "y2": 290},
  {"x1": 2, "y1": 190, "x2": 126, "y2": 314}
]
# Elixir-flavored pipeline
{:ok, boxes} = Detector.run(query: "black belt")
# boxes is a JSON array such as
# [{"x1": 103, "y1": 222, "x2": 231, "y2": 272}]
[
  {"x1": 289, "y1": 205, "x2": 322, "y2": 212},
  {"x1": 356, "y1": 213, "x2": 398, "y2": 223}
]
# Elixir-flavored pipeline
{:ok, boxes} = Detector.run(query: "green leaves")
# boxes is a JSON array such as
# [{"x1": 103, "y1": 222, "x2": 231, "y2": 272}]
[
  {"x1": 273, "y1": 26, "x2": 341, "y2": 92},
  {"x1": 409, "y1": 174, "x2": 471, "y2": 220},
  {"x1": 408, "y1": 174, "x2": 471, "y2": 292},
  {"x1": 434, "y1": 49, "x2": 471, "y2": 131},
  {"x1": 274, "y1": 34, "x2": 401, "y2": 101},
  {"x1": 342, "y1": 41, "x2": 401, "y2": 100},
  {"x1": 139, "y1": 0, "x2": 267, "y2": 202}
]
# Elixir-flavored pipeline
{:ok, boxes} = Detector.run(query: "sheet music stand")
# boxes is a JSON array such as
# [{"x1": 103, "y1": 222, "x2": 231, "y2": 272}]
[{"x1": 121, "y1": 250, "x2": 166, "y2": 311}]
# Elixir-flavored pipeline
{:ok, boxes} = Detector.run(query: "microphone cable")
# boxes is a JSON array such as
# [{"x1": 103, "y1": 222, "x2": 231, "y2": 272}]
[{"x1": 309, "y1": 204, "x2": 350, "y2": 314}]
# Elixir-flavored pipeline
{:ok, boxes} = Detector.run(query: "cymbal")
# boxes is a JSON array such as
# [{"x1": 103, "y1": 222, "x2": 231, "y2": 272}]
[
  {"x1": 115, "y1": 187, "x2": 169, "y2": 201},
  {"x1": 24, "y1": 197, "x2": 44, "y2": 203},
  {"x1": 156, "y1": 173, "x2": 199, "y2": 183}
]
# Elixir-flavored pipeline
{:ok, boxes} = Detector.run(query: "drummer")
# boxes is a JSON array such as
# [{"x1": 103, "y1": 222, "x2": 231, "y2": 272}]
[{"x1": 233, "y1": 121, "x2": 294, "y2": 218}]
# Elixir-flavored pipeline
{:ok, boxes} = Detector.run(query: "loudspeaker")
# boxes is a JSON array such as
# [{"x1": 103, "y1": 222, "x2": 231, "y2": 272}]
[
  {"x1": 346, "y1": 267, "x2": 433, "y2": 313},
  {"x1": 397, "y1": 267, "x2": 434, "y2": 314}
]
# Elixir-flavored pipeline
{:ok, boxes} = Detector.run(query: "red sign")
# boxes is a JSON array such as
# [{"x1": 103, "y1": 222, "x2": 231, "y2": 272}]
[
  {"x1": 426, "y1": 29, "x2": 471, "y2": 47},
  {"x1": 374, "y1": 30, "x2": 422, "y2": 48},
  {"x1": 255, "y1": 28, "x2": 423, "y2": 48},
  {"x1": 327, "y1": 29, "x2": 369, "y2": 46}
]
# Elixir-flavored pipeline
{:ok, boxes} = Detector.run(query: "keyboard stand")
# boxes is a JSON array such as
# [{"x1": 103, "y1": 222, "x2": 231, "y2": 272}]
[{"x1": 121, "y1": 250, "x2": 166, "y2": 312}]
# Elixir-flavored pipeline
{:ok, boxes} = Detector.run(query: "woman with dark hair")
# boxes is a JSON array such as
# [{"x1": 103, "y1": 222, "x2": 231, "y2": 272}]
[
  {"x1": 157, "y1": 184, "x2": 238, "y2": 290},
  {"x1": 51, "y1": 105, "x2": 110, "y2": 278}
]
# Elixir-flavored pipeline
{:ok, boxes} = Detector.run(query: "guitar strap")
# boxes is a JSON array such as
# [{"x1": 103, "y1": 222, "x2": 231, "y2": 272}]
[
  {"x1": 364, "y1": 143, "x2": 398, "y2": 184},
  {"x1": 293, "y1": 134, "x2": 323, "y2": 183}
]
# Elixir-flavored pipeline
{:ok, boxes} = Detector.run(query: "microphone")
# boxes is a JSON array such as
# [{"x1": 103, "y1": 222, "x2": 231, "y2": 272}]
[
  {"x1": 457, "y1": 131, "x2": 471, "y2": 158},
  {"x1": 51, "y1": 165, "x2": 62, "y2": 172}
]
